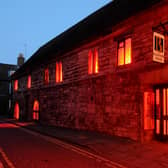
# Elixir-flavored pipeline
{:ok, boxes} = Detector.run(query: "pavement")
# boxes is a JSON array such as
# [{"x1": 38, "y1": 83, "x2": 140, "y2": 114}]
[{"x1": 3, "y1": 117, "x2": 168, "y2": 168}]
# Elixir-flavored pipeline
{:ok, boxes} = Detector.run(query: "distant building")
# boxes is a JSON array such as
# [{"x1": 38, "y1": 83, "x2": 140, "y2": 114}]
[
  {"x1": 0, "y1": 63, "x2": 17, "y2": 116},
  {"x1": 0, "y1": 54, "x2": 25, "y2": 116},
  {"x1": 12, "y1": 0, "x2": 168, "y2": 142}
]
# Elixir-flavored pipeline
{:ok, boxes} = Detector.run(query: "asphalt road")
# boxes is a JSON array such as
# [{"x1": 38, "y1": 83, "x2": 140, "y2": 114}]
[{"x1": 0, "y1": 120, "x2": 114, "y2": 168}]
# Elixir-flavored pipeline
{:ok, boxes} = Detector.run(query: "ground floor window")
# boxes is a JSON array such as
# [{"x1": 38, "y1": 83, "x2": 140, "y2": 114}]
[
  {"x1": 155, "y1": 87, "x2": 168, "y2": 139},
  {"x1": 33, "y1": 100, "x2": 39, "y2": 120},
  {"x1": 14, "y1": 102, "x2": 19, "y2": 120}
]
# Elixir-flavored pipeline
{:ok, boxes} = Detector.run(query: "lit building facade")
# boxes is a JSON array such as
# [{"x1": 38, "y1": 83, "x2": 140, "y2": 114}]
[{"x1": 12, "y1": 0, "x2": 168, "y2": 141}]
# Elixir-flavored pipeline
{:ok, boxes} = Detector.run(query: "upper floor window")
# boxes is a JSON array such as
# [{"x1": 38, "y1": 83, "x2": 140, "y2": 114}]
[
  {"x1": 56, "y1": 62, "x2": 63, "y2": 83},
  {"x1": 88, "y1": 49, "x2": 99, "y2": 74},
  {"x1": 14, "y1": 80, "x2": 18, "y2": 91},
  {"x1": 44, "y1": 69, "x2": 49, "y2": 84},
  {"x1": 117, "y1": 38, "x2": 132, "y2": 66},
  {"x1": 27, "y1": 75, "x2": 31, "y2": 89}
]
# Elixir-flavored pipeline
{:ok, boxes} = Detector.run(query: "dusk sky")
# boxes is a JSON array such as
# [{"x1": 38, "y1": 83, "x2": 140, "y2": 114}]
[{"x1": 0, "y1": 0, "x2": 112, "y2": 65}]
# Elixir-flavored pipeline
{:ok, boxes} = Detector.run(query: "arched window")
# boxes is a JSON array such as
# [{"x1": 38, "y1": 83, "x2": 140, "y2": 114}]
[
  {"x1": 14, "y1": 102, "x2": 19, "y2": 120},
  {"x1": 33, "y1": 100, "x2": 39, "y2": 120}
]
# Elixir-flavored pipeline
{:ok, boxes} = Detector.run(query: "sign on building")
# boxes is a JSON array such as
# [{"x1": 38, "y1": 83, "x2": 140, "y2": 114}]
[{"x1": 153, "y1": 32, "x2": 165, "y2": 63}]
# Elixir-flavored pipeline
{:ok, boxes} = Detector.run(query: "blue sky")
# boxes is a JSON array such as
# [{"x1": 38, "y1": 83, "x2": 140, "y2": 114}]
[{"x1": 0, "y1": 0, "x2": 112, "y2": 65}]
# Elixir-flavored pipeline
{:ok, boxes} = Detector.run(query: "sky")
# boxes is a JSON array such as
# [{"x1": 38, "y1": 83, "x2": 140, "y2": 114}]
[{"x1": 0, "y1": 0, "x2": 112, "y2": 65}]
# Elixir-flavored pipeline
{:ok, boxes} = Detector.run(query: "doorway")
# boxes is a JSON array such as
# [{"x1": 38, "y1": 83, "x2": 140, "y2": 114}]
[{"x1": 155, "y1": 87, "x2": 168, "y2": 140}]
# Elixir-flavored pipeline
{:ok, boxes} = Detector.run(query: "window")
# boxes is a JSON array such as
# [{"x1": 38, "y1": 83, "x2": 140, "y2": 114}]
[
  {"x1": 44, "y1": 69, "x2": 49, "y2": 84},
  {"x1": 27, "y1": 75, "x2": 31, "y2": 89},
  {"x1": 117, "y1": 38, "x2": 131, "y2": 66},
  {"x1": 14, "y1": 80, "x2": 18, "y2": 91},
  {"x1": 56, "y1": 62, "x2": 63, "y2": 83},
  {"x1": 33, "y1": 100, "x2": 39, "y2": 120},
  {"x1": 88, "y1": 49, "x2": 99, "y2": 74},
  {"x1": 14, "y1": 102, "x2": 19, "y2": 120}
]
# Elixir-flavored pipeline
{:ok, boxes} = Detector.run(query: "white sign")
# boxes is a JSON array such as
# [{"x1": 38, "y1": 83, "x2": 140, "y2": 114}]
[{"x1": 153, "y1": 32, "x2": 164, "y2": 63}]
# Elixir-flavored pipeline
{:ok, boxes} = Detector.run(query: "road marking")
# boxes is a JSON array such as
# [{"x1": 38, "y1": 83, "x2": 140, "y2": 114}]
[
  {"x1": 0, "y1": 147, "x2": 16, "y2": 168},
  {"x1": 11, "y1": 124, "x2": 127, "y2": 168}
]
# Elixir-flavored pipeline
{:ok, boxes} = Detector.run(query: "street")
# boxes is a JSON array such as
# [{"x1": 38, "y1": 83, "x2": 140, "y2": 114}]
[{"x1": 0, "y1": 120, "x2": 120, "y2": 168}]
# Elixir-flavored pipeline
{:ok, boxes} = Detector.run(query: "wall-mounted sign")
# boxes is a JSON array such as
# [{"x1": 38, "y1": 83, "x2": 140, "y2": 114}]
[{"x1": 153, "y1": 32, "x2": 165, "y2": 63}]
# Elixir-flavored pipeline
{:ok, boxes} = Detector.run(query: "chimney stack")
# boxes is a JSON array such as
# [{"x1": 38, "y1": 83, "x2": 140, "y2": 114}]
[{"x1": 17, "y1": 53, "x2": 25, "y2": 67}]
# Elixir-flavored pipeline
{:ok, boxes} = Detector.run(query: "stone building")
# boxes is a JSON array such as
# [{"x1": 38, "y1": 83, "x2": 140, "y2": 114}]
[
  {"x1": 12, "y1": 0, "x2": 168, "y2": 141},
  {"x1": 0, "y1": 63, "x2": 17, "y2": 116}
]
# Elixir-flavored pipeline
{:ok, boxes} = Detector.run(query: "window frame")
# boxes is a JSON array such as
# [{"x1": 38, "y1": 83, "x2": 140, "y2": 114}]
[
  {"x1": 117, "y1": 37, "x2": 132, "y2": 66},
  {"x1": 56, "y1": 61, "x2": 63, "y2": 83},
  {"x1": 88, "y1": 48, "x2": 99, "y2": 74}
]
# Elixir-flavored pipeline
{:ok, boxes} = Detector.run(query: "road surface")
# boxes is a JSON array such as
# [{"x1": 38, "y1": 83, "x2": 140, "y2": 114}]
[{"x1": 0, "y1": 120, "x2": 123, "y2": 168}]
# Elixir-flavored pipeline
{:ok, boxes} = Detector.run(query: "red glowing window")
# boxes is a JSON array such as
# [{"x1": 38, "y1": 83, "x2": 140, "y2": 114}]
[
  {"x1": 33, "y1": 100, "x2": 39, "y2": 120},
  {"x1": 14, "y1": 102, "x2": 19, "y2": 120},
  {"x1": 44, "y1": 69, "x2": 49, "y2": 84},
  {"x1": 27, "y1": 75, "x2": 31, "y2": 89},
  {"x1": 14, "y1": 80, "x2": 18, "y2": 91},
  {"x1": 56, "y1": 62, "x2": 63, "y2": 83},
  {"x1": 118, "y1": 38, "x2": 132, "y2": 66},
  {"x1": 88, "y1": 49, "x2": 99, "y2": 74}
]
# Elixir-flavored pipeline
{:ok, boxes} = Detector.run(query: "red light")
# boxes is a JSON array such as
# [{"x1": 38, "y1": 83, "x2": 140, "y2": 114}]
[
  {"x1": 56, "y1": 62, "x2": 63, "y2": 83},
  {"x1": 27, "y1": 75, "x2": 31, "y2": 89},
  {"x1": 88, "y1": 50, "x2": 93, "y2": 74},
  {"x1": 125, "y1": 38, "x2": 131, "y2": 64},
  {"x1": 56, "y1": 63, "x2": 59, "y2": 83},
  {"x1": 118, "y1": 38, "x2": 132, "y2": 66},
  {"x1": 14, "y1": 80, "x2": 18, "y2": 91},
  {"x1": 156, "y1": 89, "x2": 160, "y2": 134},
  {"x1": 88, "y1": 49, "x2": 99, "y2": 74},
  {"x1": 59, "y1": 62, "x2": 63, "y2": 82},
  {"x1": 14, "y1": 103, "x2": 19, "y2": 120},
  {"x1": 33, "y1": 100, "x2": 39, "y2": 120},
  {"x1": 94, "y1": 49, "x2": 99, "y2": 73},
  {"x1": 44, "y1": 69, "x2": 49, "y2": 84}
]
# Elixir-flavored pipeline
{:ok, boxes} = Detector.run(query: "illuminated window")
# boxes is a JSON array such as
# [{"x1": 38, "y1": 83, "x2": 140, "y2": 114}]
[
  {"x1": 56, "y1": 62, "x2": 63, "y2": 83},
  {"x1": 117, "y1": 38, "x2": 131, "y2": 66},
  {"x1": 44, "y1": 69, "x2": 49, "y2": 84},
  {"x1": 27, "y1": 75, "x2": 31, "y2": 89},
  {"x1": 14, "y1": 80, "x2": 18, "y2": 91},
  {"x1": 33, "y1": 100, "x2": 39, "y2": 120},
  {"x1": 14, "y1": 102, "x2": 19, "y2": 120},
  {"x1": 88, "y1": 49, "x2": 99, "y2": 74}
]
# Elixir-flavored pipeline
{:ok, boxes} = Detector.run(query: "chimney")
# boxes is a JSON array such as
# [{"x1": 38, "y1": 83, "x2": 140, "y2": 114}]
[{"x1": 17, "y1": 53, "x2": 25, "y2": 67}]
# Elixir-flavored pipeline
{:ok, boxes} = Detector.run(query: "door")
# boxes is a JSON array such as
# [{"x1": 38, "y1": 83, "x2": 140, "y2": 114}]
[{"x1": 155, "y1": 87, "x2": 168, "y2": 140}]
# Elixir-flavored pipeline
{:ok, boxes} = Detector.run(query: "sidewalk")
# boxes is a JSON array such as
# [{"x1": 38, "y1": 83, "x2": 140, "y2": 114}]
[{"x1": 4, "y1": 118, "x2": 168, "y2": 168}]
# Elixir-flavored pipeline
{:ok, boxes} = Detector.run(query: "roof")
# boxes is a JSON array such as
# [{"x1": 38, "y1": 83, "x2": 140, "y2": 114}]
[{"x1": 12, "y1": 0, "x2": 161, "y2": 79}]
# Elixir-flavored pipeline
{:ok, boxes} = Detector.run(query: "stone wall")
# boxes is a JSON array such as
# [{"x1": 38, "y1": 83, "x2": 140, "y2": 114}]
[{"x1": 13, "y1": 0, "x2": 168, "y2": 141}]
